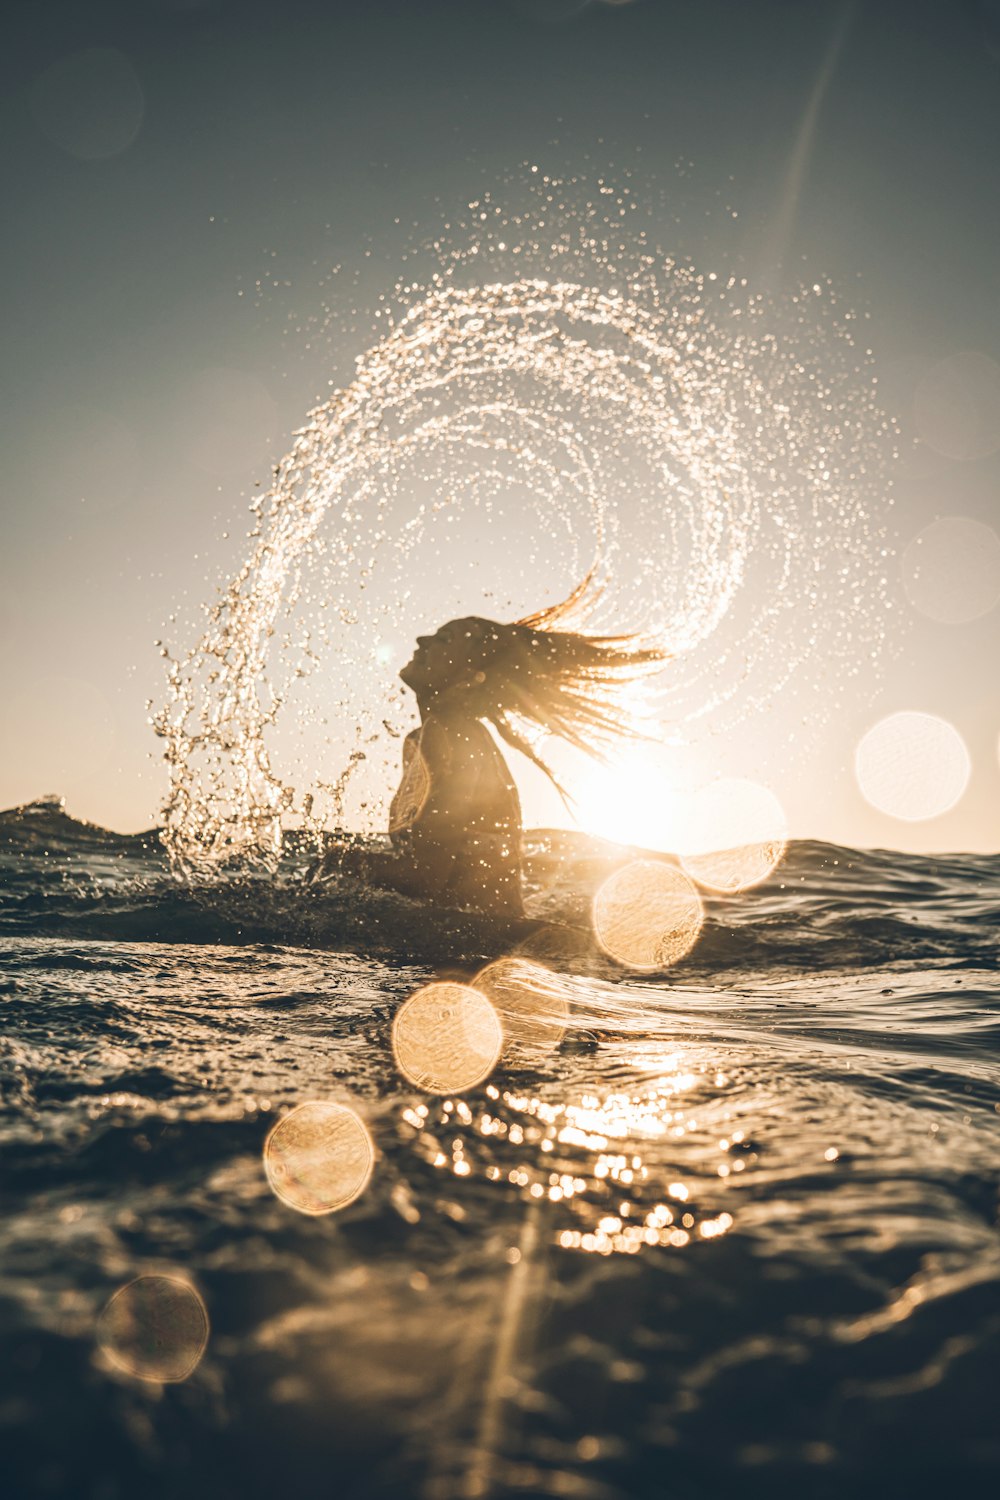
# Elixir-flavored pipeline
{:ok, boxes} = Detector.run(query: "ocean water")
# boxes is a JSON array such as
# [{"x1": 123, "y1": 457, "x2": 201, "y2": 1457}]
[{"x1": 2, "y1": 795, "x2": 999, "y2": 1499}]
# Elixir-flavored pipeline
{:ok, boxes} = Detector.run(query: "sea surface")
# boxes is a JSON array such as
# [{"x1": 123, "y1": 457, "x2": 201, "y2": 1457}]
[{"x1": 2, "y1": 795, "x2": 999, "y2": 1499}]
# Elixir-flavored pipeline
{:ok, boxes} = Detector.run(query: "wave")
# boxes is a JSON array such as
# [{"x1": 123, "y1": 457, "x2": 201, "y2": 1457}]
[
  {"x1": 3, "y1": 798, "x2": 997, "y2": 973},
  {"x1": 2, "y1": 801, "x2": 999, "y2": 1497}
]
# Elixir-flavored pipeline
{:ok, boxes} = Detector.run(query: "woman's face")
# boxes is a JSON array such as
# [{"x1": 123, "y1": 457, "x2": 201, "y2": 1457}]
[{"x1": 399, "y1": 618, "x2": 499, "y2": 698}]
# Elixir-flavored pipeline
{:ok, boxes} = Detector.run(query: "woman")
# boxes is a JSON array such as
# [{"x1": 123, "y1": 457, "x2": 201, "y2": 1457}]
[{"x1": 312, "y1": 578, "x2": 667, "y2": 919}]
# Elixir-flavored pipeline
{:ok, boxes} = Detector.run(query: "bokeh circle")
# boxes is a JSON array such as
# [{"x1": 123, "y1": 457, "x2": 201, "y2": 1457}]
[
  {"x1": 98, "y1": 1274, "x2": 208, "y2": 1383},
  {"x1": 392, "y1": 982, "x2": 503, "y2": 1094},
  {"x1": 855, "y1": 711, "x2": 971, "y2": 822},
  {"x1": 264, "y1": 1100, "x2": 375, "y2": 1214},
  {"x1": 593, "y1": 860, "x2": 703, "y2": 971}
]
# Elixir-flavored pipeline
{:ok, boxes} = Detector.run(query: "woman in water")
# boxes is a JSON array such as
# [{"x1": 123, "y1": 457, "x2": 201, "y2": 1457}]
[{"x1": 312, "y1": 579, "x2": 666, "y2": 919}]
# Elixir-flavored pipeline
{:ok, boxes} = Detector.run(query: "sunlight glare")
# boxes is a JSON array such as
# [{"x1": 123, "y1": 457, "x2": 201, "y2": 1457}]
[
  {"x1": 571, "y1": 745, "x2": 684, "y2": 850},
  {"x1": 678, "y1": 777, "x2": 787, "y2": 892}
]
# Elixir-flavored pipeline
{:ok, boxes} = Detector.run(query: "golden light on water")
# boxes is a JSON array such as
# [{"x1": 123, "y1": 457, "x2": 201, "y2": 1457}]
[
  {"x1": 855, "y1": 711, "x2": 971, "y2": 822},
  {"x1": 97, "y1": 1274, "x2": 208, "y2": 1383},
  {"x1": 392, "y1": 982, "x2": 504, "y2": 1094},
  {"x1": 264, "y1": 1100, "x2": 375, "y2": 1214},
  {"x1": 678, "y1": 777, "x2": 787, "y2": 893},
  {"x1": 401, "y1": 1048, "x2": 747, "y2": 1260},
  {"x1": 472, "y1": 957, "x2": 569, "y2": 1060},
  {"x1": 461, "y1": 1064, "x2": 743, "y2": 1254},
  {"x1": 592, "y1": 860, "x2": 703, "y2": 971}
]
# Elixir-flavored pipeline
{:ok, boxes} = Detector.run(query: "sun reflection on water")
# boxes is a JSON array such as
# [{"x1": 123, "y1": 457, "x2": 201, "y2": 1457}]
[{"x1": 397, "y1": 1057, "x2": 743, "y2": 1258}]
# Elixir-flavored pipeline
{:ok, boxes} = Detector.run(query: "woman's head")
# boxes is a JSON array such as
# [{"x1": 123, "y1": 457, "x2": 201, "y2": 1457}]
[
  {"x1": 399, "y1": 580, "x2": 669, "y2": 796},
  {"x1": 399, "y1": 617, "x2": 505, "y2": 702}
]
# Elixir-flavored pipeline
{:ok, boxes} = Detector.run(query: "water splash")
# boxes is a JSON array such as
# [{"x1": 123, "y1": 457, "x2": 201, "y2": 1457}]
[{"x1": 154, "y1": 176, "x2": 894, "y2": 876}]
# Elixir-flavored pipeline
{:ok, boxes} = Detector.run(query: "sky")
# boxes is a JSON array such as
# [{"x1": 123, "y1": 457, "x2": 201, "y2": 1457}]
[{"x1": 2, "y1": 0, "x2": 999, "y2": 852}]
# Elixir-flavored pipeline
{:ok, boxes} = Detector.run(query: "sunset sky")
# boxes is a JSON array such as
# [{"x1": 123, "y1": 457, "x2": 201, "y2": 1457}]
[{"x1": 2, "y1": 0, "x2": 999, "y2": 852}]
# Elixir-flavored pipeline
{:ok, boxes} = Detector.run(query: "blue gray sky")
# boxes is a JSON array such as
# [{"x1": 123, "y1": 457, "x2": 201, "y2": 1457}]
[{"x1": 2, "y1": 0, "x2": 999, "y2": 850}]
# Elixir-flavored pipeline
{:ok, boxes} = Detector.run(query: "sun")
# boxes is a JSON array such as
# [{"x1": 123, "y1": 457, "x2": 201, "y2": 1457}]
[
  {"x1": 570, "y1": 745, "x2": 685, "y2": 852},
  {"x1": 569, "y1": 749, "x2": 788, "y2": 892}
]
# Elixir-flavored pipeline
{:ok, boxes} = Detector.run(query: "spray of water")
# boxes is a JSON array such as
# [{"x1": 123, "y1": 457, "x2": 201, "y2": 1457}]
[{"x1": 154, "y1": 175, "x2": 893, "y2": 876}]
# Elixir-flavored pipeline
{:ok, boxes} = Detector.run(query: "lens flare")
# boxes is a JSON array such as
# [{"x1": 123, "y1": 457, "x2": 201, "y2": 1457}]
[
  {"x1": 30, "y1": 47, "x2": 144, "y2": 161},
  {"x1": 592, "y1": 860, "x2": 703, "y2": 971},
  {"x1": 97, "y1": 1274, "x2": 208, "y2": 1383},
  {"x1": 913, "y1": 351, "x2": 1000, "y2": 461},
  {"x1": 901, "y1": 516, "x2": 1000, "y2": 625},
  {"x1": 678, "y1": 777, "x2": 787, "y2": 892},
  {"x1": 855, "y1": 711, "x2": 971, "y2": 822},
  {"x1": 264, "y1": 1100, "x2": 375, "y2": 1214},
  {"x1": 473, "y1": 957, "x2": 569, "y2": 1059},
  {"x1": 392, "y1": 982, "x2": 503, "y2": 1094}
]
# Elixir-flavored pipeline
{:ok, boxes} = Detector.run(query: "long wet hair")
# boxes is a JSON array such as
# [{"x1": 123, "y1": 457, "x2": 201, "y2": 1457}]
[{"x1": 447, "y1": 571, "x2": 669, "y2": 800}]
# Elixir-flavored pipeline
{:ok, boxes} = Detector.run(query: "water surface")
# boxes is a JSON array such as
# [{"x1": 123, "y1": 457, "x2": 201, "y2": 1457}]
[{"x1": 2, "y1": 798, "x2": 998, "y2": 1498}]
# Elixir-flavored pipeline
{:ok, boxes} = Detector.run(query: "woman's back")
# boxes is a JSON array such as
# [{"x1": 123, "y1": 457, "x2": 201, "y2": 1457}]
[{"x1": 390, "y1": 711, "x2": 524, "y2": 915}]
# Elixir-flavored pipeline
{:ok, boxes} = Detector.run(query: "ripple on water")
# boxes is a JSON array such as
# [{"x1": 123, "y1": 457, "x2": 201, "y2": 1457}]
[{"x1": 1, "y1": 823, "x2": 999, "y2": 1492}]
